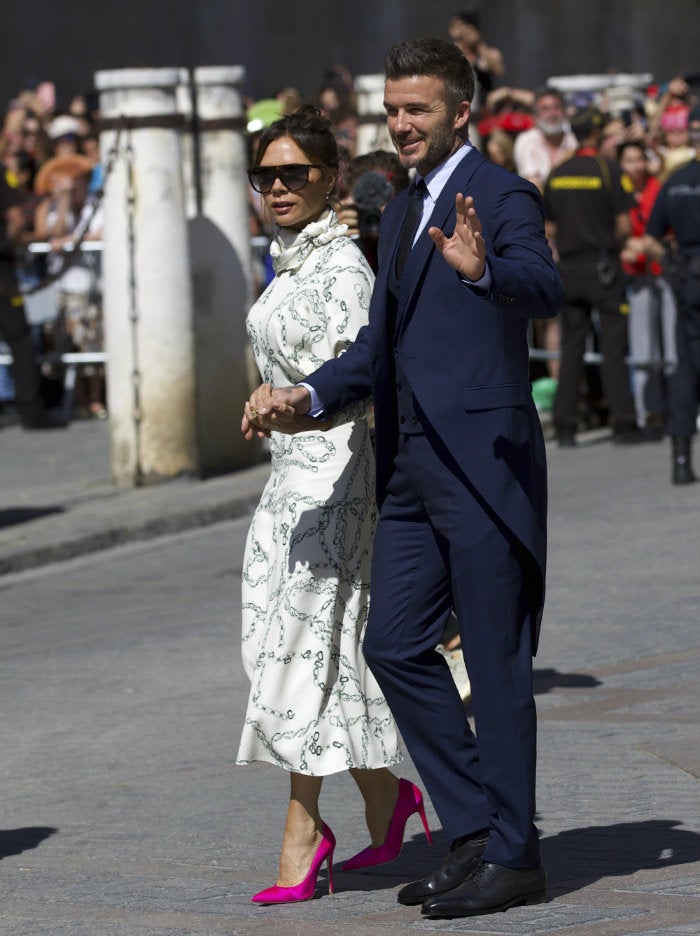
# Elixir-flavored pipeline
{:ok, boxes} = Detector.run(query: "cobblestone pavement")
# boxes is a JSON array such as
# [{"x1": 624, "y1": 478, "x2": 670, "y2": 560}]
[{"x1": 0, "y1": 419, "x2": 698, "y2": 934}]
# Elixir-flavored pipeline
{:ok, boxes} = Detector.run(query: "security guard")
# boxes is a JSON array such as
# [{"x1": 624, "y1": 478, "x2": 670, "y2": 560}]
[
  {"x1": 544, "y1": 105, "x2": 639, "y2": 446},
  {"x1": 629, "y1": 104, "x2": 700, "y2": 483}
]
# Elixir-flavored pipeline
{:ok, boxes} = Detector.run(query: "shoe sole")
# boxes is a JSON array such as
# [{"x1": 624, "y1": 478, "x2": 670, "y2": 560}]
[
  {"x1": 398, "y1": 893, "x2": 432, "y2": 906},
  {"x1": 421, "y1": 888, "x2": 547, "y2": 918}
]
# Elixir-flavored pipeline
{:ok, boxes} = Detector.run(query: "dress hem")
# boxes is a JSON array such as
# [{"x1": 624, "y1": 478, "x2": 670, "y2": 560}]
[{"x1": 235, "y1": 754, "x2": 403, "y2": 777}]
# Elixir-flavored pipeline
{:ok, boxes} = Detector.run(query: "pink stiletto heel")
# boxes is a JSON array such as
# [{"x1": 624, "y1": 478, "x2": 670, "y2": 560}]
[
  {"x1": 342, "y1": 778, "x2": 432, "y2": 871},
  {"x1": 251, "y1": 822, "x2": 336, "y2": 904}
]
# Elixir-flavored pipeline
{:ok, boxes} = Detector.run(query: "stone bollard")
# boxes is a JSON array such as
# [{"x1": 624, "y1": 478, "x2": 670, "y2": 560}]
[
  {"x1": 187, "y1": 65, "x2": 260, "y2": 473},
  {"x1": 355, "y1": 74, "x2": 393, "y2": 156},
  {"x1": 96, "y1": 67, "x2": 197, "y2": 485}
]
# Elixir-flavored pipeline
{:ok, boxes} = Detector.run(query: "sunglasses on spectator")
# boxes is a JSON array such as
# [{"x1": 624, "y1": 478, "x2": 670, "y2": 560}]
[{"x1": 247, "y1": 163, "x2": 323, "y2": 194}]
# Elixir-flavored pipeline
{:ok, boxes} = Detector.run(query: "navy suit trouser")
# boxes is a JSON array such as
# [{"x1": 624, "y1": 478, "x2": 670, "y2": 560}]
[{"x1": 363, "y1": 431, "x2": 540, "y2": 869}]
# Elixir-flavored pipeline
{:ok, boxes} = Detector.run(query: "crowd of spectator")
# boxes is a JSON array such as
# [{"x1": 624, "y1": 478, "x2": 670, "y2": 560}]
[
  {"x1": 2, "y1": 13, "x2": 699, "y2": 479},
  {"x1": 0, "y1": 81, "x2": 104, "y2": 426}
]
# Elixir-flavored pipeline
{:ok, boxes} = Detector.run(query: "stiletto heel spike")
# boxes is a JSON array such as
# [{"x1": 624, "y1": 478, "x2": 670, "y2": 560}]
[
  {"x1": 251, "y1": 822, "x2": 336, "y2": 904},
  {"x1": 342, "y1": 778, "x2": 432, "y2": 871}
]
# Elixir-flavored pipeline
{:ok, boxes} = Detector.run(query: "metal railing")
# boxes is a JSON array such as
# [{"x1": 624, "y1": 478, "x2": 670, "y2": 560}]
[{"x1": 3, "y1": 238, "x2": 660, "y2": 421}]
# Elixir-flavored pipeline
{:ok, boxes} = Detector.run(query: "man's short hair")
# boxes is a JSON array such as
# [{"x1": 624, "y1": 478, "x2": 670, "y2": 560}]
[
  {"x1": 384, "y1": 39, "x2": 475, "y2": 111},
  {"x1": 569, "y1": 105, "x2": 603, "y2": 142},
  {"x1": 534, "y1": 86, "x2": 565, "y2": 108}
]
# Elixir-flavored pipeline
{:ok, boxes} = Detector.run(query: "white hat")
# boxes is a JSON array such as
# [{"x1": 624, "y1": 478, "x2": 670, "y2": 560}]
[{"x1": 48, "y1": 114, "x2": 81, "y2": 140}]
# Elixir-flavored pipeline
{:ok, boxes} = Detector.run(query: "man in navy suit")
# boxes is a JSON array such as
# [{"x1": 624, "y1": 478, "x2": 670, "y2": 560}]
[{"x1": 244, "y1": 39, "x2": 563, "y2": 918}]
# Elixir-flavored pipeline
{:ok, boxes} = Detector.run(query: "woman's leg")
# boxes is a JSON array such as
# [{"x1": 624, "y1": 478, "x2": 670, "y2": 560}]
[
  {"x1": 277, "y1": 773, "x2": 324, "y2": 886},
  {"x1": 349, "y1": 767, "x2": 400, "y2": 846}
]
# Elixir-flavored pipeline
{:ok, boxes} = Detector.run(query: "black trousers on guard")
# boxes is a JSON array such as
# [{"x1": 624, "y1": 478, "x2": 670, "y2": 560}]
[
  {"x1": 553, "y1": 258, "x2": 636, "y2": 434},
  {"x1": 0, "y1": 292, "x2": 43, "y2": 424},
  {"x1": 666, "y1": 270, "x2": 700, "y2": 437}
]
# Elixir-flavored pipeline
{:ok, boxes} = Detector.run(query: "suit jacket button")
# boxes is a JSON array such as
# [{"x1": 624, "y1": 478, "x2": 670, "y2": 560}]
[
  {"x1": 396, "y1": 382, "x2": 403, "y2": 391},
  {"x1": 411, "y1": 416, "x2": 419, "y2": 424},
  {"x1": 399, "y1": 416, "x2": 406, "y2": 424}
]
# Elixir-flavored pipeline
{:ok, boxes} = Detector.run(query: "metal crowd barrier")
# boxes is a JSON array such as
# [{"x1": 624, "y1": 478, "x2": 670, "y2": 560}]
[{"x1": 3, "y1": 238, "x2": 654, "y2": 423}]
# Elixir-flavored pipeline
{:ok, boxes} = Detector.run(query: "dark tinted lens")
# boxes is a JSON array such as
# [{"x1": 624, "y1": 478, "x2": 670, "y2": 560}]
[
  {"x1": 247, "y1": 165, "x2": 312, "y2": 194},
  {"x1": 248, "y1": 168, "x2": 276, "y2": 194},
  {"x1": 279, "y1": 165, "x2": 311, "y2": 191}
]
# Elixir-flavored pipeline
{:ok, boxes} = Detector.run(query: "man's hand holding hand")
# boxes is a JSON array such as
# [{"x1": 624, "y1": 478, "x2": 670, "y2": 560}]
[{"x1": 242, "y1": 385, "x2": 330, "y2": 439}]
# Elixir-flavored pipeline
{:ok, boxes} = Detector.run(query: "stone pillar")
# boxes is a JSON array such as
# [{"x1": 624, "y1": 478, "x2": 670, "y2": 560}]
[
  {"x1": 95, "y1": 67, "x2": 197, "y2": 485},
  {"x1": 355, "y1": 74, "x2": 393, "y2": 156},
  {"x1": 188, "y1": 65, "x2": 259, "y2": 473},
  {"x1": 176, "y1": 69, "x2": 198, "y2": 221}
]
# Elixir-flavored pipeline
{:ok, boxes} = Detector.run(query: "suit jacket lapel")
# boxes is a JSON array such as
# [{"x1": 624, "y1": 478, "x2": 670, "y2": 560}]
[
  {"x1": 379, "y1": 192, "x2": 409, "y2": 283},
  {"x1": 398, "y1": 148, "x2": 485, "y2": 309}
]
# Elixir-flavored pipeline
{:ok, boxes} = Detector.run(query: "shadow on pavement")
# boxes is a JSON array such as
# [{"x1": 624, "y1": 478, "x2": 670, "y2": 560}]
[
  {"x1": 330, "y1": 820, "x2": 700, "y2": 896},
  {"x1": 543, "y1": 819, "x2": 700, "y2": 895},
  {"x1": 0, "y1": 507, "x2": 64, "y2": 529},
  {"x1": 463, "y1": 667, "x2": 602, "y2": 718},
  {"x1": 533, "y1": 668, "x2": 602, "y2": 694},
  {"x1": 0, "y1": 826, "x2": 58, "y2": 859}
]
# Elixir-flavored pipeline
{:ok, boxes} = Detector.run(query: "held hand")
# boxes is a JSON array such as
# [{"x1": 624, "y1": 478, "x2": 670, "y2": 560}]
[
  {"x1": 241, "y1": 383, "x2": 275, "y2": 441},
  {"x1": 242, "y1": 385, "x2": 327, "y2": 439},
  {"x1": 428, "y1": 193, "x2": 486, "y2": 282},
  {"x1": 268, "y1": 385, "x2": 312, "y2": 417},
  {"x1": 265, "y1": 386, "x2": 333, "y2": 435},
  {"x1": 263, "y1": 410, "x2": 333, "y2": 435}
]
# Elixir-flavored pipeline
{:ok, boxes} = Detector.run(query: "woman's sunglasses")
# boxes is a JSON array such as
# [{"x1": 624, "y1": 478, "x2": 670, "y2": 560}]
[{"x1": 247, "y1": 163, "x2": 322, "y2": 194}]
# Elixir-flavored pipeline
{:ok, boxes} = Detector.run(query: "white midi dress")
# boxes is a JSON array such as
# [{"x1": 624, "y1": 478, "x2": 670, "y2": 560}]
[{"x1": 236, "y1": 209, "x2": 401, "y2": 776}]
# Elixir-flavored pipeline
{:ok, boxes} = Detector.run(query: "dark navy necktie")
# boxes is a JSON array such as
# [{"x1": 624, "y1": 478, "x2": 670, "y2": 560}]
[{"x1": 395, "y1": 179, "x2": 426, "y2": 278}]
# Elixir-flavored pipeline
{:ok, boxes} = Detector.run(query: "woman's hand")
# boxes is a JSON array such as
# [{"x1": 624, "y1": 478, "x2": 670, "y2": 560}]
[{"x1": 242, "y1": 383, "x2": 275, "y2": 440}]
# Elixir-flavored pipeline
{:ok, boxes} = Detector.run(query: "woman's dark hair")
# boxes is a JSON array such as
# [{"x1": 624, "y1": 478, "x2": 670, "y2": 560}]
[
  {"x1": 617, "y1": 139, "x2": 646, "y2": 162},
  {"x1": 384, "y1": 39, "x2": 475, "y2": 113},
  {"x1": 453, "y1": 10, "x2": 481, "y2": 30},
  {"x1": 253, "y1": 105, "x2": 339, "y2": 170},
  {"x1": 310, "y1": 82, "x2": 356, "y2": 124}
]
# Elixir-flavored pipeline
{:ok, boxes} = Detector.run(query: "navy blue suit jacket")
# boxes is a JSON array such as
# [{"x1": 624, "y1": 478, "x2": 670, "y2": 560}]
[{"x1": 307, "y1": 147, "x2": 563, "y2": 646}]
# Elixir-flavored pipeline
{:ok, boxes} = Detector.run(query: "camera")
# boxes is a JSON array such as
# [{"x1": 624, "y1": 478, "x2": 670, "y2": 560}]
[{"x1": 351, "y1": 171, "x2": 396, "y2": 239}]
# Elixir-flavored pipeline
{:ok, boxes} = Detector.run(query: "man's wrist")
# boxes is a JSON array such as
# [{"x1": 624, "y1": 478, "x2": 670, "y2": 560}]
[
  {"x1": 299, "y1": 382, "x2": 324, "y2": 417},
  {"x1": 459, "y1": 261, "x2": 491, "y2": 292}
]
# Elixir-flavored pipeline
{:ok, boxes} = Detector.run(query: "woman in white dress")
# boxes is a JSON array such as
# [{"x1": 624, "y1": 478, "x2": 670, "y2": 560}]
[{"x1": 237, "y1": 108, "x2": 431, "y2": 905}]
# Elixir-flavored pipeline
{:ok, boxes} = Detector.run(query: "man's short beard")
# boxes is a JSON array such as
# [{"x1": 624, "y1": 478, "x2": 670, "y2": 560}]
[{"x1": 537, "y1": 117, "x2": 565, "y2": 137}]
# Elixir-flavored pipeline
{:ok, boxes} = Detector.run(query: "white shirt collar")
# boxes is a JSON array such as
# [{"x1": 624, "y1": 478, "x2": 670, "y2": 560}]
[
  {"x1": 419, "y1": 141, "x2": 473, "y2": 199},
  {"x1": 413, "y1": 142, "x2": 473, "y2": 238}
]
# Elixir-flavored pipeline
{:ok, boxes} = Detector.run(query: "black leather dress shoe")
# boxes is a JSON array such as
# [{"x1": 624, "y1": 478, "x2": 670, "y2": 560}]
[
  {"x1": 421, "y1": 859, "x2": 547, "y2": 918},
  {"x1": 396, "y1": 830, "x2": 489, "y2": 906}
]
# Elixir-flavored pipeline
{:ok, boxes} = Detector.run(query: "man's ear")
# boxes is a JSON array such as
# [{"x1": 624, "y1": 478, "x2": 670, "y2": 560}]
[{"x1": 454, "y1": 100, "x2": 471, "y2": 130}]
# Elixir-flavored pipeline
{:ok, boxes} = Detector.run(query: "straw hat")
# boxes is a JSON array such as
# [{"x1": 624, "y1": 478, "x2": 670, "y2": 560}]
[{"x1": 34, "y1": 154, "x2": 94, "y2": 195}]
